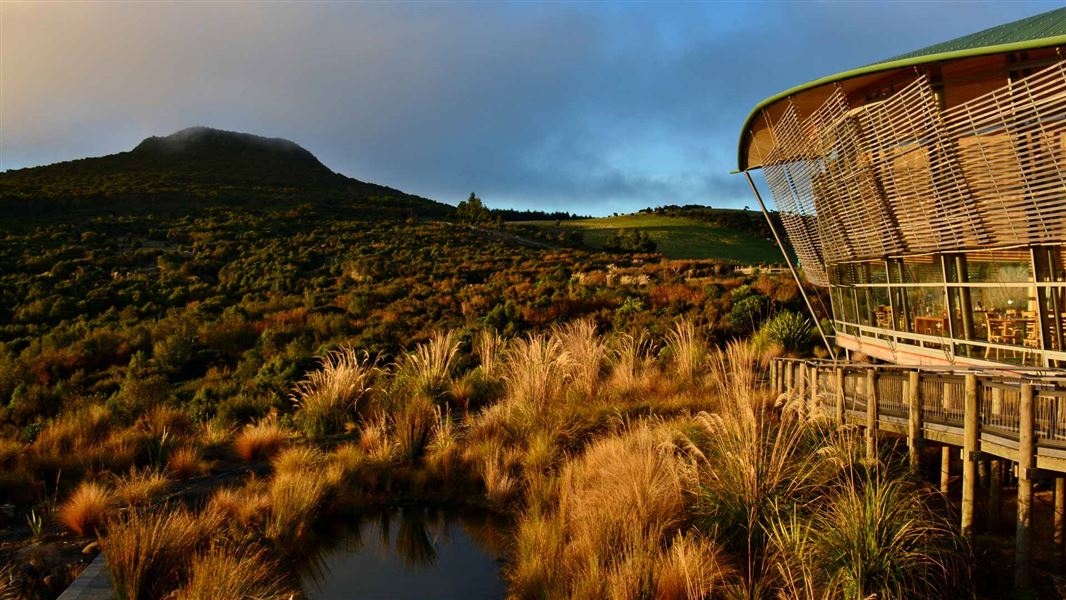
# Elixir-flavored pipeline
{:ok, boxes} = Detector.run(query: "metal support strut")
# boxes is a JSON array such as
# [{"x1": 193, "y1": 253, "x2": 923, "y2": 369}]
[{"x1": 744, "y1": 170, "x2": 836, "y2": 361}]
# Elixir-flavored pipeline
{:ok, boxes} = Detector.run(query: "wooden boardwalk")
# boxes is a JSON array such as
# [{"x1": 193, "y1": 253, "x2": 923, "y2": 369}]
[{"x1": 771, "y1": 357, "x2": 1066, "y2": 589}]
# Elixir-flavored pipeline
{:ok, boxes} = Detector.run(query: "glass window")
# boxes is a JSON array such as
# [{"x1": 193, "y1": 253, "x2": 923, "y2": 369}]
[
  {"x1": 905, "y1": 286, "x2": 949, "y2": 336},
  {"x1": 969, "y1": 286, "x2": 1037, "y2": 347},
  {"x1": 900, "y1": 256, "x2": 944, "y2": 284},
  {"x1": 964, "y1": 250, "x2": 1032, "y2": 283}
]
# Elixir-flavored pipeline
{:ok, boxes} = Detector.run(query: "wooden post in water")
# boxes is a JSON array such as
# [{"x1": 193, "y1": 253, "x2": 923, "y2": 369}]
[
  {"x1": 835, "y1": 367, "x2": 846, "y2": 425},
  {"x1": 989, "y1": 459, "x2": 1002, "y2": 529},
  {"x1": 1015, "y1": 383, "x2": 1035, "y2": 590},
  {"x1": 1056, "y1": 478, "x2": 1066, "y2": 562},
  {"x1": 941, "y1": 379, "x2": 954, "y2": 494},
  {"x1": 989, "y1": 386, "x2": 1004, "y2": 528},
  {"x1": 866, "y1": 369, "x2": 878, "y2": 461},
  {"x1": 961, "y1": 374, "x2": 979, "y2": 539},
  {"x1": 908, "y1": 370, "x2": 922, "y2": 474},
  {"x1": 940, "y1": 448, "x2": 952, "y2": 494}
]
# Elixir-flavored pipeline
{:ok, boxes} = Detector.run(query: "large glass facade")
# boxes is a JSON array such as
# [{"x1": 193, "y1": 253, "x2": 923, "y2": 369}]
[{"x1": 828, "y1": 247, "x2": 1066, "y2": 366}]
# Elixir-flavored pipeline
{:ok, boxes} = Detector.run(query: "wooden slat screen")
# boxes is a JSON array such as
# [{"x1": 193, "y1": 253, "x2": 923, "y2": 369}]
[{"x1": 754, "y1": 59, "x2": 1066, "y2": 286}]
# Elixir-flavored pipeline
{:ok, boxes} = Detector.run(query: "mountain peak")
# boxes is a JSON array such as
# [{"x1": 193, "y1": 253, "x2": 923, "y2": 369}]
[{"x1": 132, "y1": 127, "x2": 322, "y2": 167}]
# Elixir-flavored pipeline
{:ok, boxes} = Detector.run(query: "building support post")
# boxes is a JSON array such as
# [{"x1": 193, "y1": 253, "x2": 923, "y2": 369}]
[
  {"x1": 1056, "y1": 477, "x2": 1066, "y2": 562},
  {"x1": 908, "y1": 370, "x2": 922, "y2": 474},
  {"x1": 940, "y1": 447, "x2": 952, "y2": 495},
  {"x1": 989, "y1": 459, "x2": 1002, "y2": 530},
  {"x1": 743, "y1": 171, "x2": 836, "y2": 361},
  {"x1": 1016, "y1": 383, "x2": 1036, "y2": 590},
  {"x1": 866, "y1": 369, "x2": 878, "y2": 461},
  {"x1": 962, "y1": 374, "x2": 979, "y2": 539}
]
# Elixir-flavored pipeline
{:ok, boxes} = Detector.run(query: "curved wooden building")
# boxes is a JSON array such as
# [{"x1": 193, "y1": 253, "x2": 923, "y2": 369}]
[{"x1": 739, "y1": 8, "x2": 1066, "y2": 367}]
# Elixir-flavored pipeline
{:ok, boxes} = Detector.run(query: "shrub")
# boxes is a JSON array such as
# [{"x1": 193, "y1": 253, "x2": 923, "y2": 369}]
[
  {"x1": 59, "y1": 481, "x2": 112, "y2": 536},
  {"x1": 728, "y1": 294, "x2": 767, "y2": 331}
]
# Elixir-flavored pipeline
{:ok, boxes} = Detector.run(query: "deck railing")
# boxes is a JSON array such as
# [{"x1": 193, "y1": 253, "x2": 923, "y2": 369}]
[{"x1": 769, "y1": 357, "x2": 1066, "y2": 472}]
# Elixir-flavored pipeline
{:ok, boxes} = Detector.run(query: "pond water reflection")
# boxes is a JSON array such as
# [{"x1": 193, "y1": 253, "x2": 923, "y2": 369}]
[{"x1": 301, "y1": 506, "x2": 509, "y2": 600}]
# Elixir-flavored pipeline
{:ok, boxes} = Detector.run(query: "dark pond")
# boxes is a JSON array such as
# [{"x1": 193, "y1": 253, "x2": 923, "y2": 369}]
[{"x1": 301, "y1": 507, "x2": 509, "y2": 600}]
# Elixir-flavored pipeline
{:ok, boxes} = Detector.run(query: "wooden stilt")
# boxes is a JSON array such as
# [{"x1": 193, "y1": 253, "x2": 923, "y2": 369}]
[
  {"x1": 1015, "y1": 383, "x2": 1035, "y2": 590},
  {"x1": 1056, "y1": 477, "x2": 1065, "y2": 562},
  {"x1": 866, "y1": 369, "x2": 878, "y2": 461},
  {"x1": 961, "y1": 374, "x2": 979, "y2": 539},
  {"x1": 907, "y1": 371, "x2": 922, "y2": 474},
  {"x1": 940, "y1": 447, "x2": 951, "y2": 495},
  {"x1": 988, "y1": 459, "x2": 1002, "y2": 529}
]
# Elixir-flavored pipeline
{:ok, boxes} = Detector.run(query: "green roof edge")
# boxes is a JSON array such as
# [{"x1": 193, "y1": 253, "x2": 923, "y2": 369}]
[{"x1": 736, "y1": 34, "x2": 1066, "y2": 172}]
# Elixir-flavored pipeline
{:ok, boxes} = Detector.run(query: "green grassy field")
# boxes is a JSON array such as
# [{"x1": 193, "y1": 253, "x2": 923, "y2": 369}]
[{"x1": 527, "y1": 213, "x2": 784, "y2": 263}]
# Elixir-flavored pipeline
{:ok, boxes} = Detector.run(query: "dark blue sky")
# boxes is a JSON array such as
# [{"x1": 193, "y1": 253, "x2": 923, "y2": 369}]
[{"x1": 2, "y1": 1, "x2": 1059, "y2": 215}]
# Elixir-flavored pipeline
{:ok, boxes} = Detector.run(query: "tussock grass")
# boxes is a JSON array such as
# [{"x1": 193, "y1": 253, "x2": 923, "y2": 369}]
[
  {"x1": 33, "y1": 405, "x2": 112, "y2": 456},
  {"x1": 476, "y1": 329, "x2": 507, "y2": 381},
  {"x1": 264, "y1": 469, "x2": 328, "y2": 541},
  {"x1": 426, "y1": 406, "x2": 462, "y2": 483},
  {"x1": 206, "y1": 486, "x2": 268, "y2": 528},
  {"x1": 59, "y1": 481, "x2": 112, "y2": 536},
  {"x1": 480, "y1": 453, "x2": 518, "y2": 506},
  {"x1": 101, "y1": 506, "x2": 220, "y2": 600},
  {"x1": 394, "y1": 393, "x2": 437, "y2": 463},
  {"x1": 140, "y1": 405, "x2": 195, "y2": 440},
  {"x1": 510, "y1": 423, "x2": 725, "y2": 599},
  {"x1": 501, "y1": 333, "x2": 571, "y2": 412},
  {"x1": 606, "y1": 331, "x2": 656, "y2": 394},
  {"x1": 15, "y1": 323, "x2": 974, "y2": 600},
  {"x1": 175, "y1": 543, "x2": 292, "y2": 600},
  {"x1": 554, "y1": 318, "x2": 607, "y2": 398},
  {"x1": 290, "y1": 346, "x2": 382, "y2": 438},
  {"x1": 397, "y1": 330, "x2": 460, "y2": 399},
  {"x1": 114, "y1": 468, "x2": 170, "y2": 507},
  {"x1": 663, "y1": 319, "x2": 707, "y2": 385},
  {"x1": 233, "y1": 421, "x2": 288, "y2": 462},
  {"x1": 166, "y1": 446, "x2": 205, "y2": 480},
  {"x1": 272, "y1": 444, "x2": 328, "y2": 476}
]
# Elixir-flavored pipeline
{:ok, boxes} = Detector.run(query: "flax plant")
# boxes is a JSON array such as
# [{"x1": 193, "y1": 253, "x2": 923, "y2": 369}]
[{"x1": 686, "y1": 341, "x2": 828, "y2": 598}]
